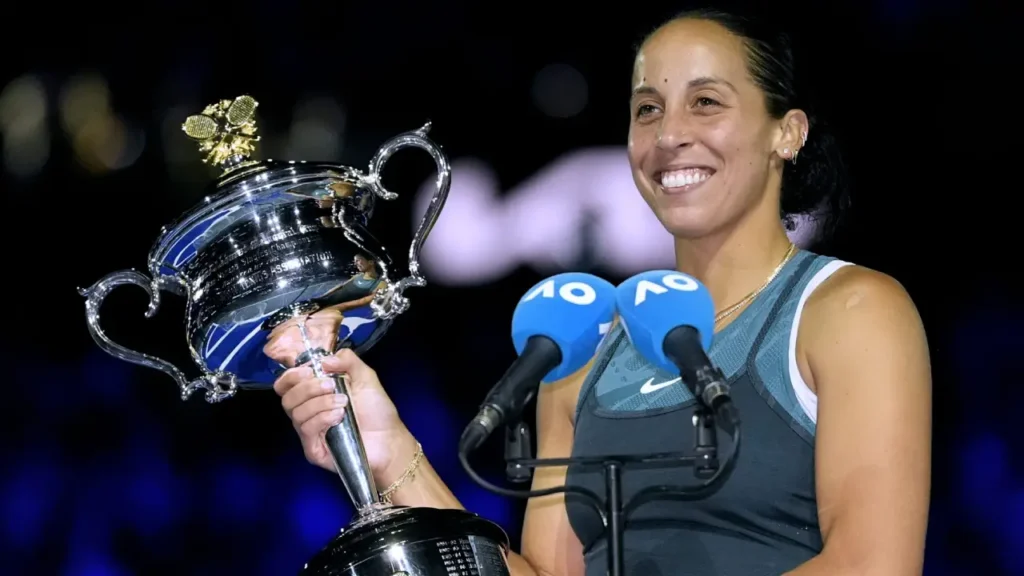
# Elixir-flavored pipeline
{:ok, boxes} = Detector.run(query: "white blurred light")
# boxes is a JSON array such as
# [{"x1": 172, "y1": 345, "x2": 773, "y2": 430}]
[
  {"x1": 413, "y1": 149, "x2": 672, "y2": 283},
  {"x1": 413, "y1": 159, "x2": 510, "y2": 281},
  {"x1": 531, "y1": 63, "x2": 589, "y2": 119},
  {"x1": 0, "y1": 74, "x2": 50, "y2": 177},
  {"x1": 414, "y1": 148, "x2": 821, "y2": 285}
]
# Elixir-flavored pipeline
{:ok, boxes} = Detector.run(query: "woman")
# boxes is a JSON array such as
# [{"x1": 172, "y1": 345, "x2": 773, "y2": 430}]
[
  {"x1": 315, "y1": 253, "x2": 383, "y2": 310},
  {"x1": 264, "y1": 253, "x2": 384, "y2": 365},
  {"x1": 270, "y1": 9, "x2": 931, "y2": 575}
]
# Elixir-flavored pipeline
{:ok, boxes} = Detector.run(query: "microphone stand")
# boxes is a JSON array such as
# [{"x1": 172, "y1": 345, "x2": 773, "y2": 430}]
[{"x1": 462, "y1": 408, "x2": 738, "y2": 576}]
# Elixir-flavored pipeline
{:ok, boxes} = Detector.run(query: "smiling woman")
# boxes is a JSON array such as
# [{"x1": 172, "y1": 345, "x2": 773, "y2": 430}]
[
  {"x1": 562, "y1": 9, "x2": 930, "y2": 576},
  {"x1": 626, "y1": 9, "x2": 848, "y2": 245},
  {"x1": 271, "y1": 7, "x2": 931, "y2": 576}
]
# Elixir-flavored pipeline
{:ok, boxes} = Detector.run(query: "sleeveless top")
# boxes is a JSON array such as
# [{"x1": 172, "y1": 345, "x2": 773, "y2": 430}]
[
  {"x1": 564, "y1": 251, "x2": 852, "y2": 576},
  {"x1": 316, "y1": 274, "x2": 381, "y2": 308}
]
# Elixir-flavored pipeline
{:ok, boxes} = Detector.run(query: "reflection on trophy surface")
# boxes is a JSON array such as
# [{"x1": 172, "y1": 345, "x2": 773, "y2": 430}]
[
  {"x1": 79, "y1": 94, "x2": 511, "y2": 575},
  {"x1": 264, "y1": 253, "x2": 387, "y2": 368}
]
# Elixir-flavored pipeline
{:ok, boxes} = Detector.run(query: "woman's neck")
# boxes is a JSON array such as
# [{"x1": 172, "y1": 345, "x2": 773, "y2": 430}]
[{"x1": 673, "y1": 214, "x2": 794, "y2": 316}]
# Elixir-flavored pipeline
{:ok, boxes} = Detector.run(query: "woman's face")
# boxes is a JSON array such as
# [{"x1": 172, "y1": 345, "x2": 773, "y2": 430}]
[
  {"x1": 628, "y1": 19, "x2": 784, "y2": 239},
  {"x1": 353, "y1": 255, "x2": 369, "y2": 272}
]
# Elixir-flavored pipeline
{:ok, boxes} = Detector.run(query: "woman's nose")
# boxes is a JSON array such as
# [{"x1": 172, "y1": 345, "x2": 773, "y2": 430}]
[{"x1": 656, "y1": 113, "x2": 696, "y2": 151}]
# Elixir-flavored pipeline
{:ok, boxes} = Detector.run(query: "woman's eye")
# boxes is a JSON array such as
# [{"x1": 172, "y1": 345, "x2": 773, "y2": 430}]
[
  {"x1": 694, "y1": 97, "x2": 720, "y2": 108},
  {"x1": 635, "y1": 104, "x2": 659, "y2": 117}
]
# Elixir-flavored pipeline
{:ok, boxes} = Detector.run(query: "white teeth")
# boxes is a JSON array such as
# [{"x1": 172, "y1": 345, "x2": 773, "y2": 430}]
[{"x1": 660, "y1": 168, "x2": 713, "y2": 189}]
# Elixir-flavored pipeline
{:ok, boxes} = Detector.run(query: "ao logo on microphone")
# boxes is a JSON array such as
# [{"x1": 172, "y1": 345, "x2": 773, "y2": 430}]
[
  {"x1": 632, "y1": 273, "x2": 700, "y2": 306},
  {"x1": 522, "y1": 278, "x2": 598, "y2": 306}
]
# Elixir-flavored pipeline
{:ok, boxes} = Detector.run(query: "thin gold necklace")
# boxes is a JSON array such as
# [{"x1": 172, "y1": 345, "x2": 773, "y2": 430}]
[{"x1": 714, "y1": 243, "x2": 797, "y2": 327}]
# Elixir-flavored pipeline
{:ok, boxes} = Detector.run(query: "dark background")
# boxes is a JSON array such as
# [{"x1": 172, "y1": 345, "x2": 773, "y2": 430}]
[{"x1": 2, "y1": 1, "x2": 1020, "y2": 574}]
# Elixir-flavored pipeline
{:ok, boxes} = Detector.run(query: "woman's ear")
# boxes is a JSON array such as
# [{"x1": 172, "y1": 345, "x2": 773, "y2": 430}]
[{"x1": 774, "y1": 109, "x2": 809, "y2": 163}]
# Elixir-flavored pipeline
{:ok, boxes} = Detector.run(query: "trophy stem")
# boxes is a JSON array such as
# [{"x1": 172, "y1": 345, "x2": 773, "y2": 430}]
[{"x1": 295, "y1": 320, "x2": 380, "y2": 516}]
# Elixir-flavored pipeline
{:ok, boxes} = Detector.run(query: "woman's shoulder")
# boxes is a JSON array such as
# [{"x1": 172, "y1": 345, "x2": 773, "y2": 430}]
[
  {"x1": 804, "y1": 263, "x2": 915, "y2": 316},
  {"x1": 796, "y1": 262, "x2": 927, "y2": 401},
  {"x1": 800, "y1": 263, "x2": 923, "y2": 354},
  {"x1": 537, "y1": 354, "x2": 598, "y2": 430},
  {"x1": 537, "y1": 317, "x2": 621, "y2": 429}
]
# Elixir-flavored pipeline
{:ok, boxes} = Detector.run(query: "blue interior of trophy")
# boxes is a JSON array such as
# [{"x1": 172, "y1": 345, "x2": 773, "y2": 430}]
[{"x1": 148, "y1": 162, "x2": 393, "y2": 387}]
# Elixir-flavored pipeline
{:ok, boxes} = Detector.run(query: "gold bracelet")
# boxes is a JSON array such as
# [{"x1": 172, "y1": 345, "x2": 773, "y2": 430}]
[{"x1": 379, "y1": 442, "x2": 423, "y2": 504}]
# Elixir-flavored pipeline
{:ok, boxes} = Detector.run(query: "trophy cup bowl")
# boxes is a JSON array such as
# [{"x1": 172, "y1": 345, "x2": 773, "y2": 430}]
[{"x1": 79, "y1": 95, "x2": 510, "y2": 575}]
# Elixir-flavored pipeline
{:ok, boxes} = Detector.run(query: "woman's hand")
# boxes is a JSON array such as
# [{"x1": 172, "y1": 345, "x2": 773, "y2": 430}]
[
  {"x1": 264, "y1": 310, "x2": 345, "y2": 365},
  {"x1": 272, "y1": 348, "x2": 411, "y2": 482}
]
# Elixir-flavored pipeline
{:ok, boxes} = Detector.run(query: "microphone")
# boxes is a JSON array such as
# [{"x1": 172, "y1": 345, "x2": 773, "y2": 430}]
[
  {"x1": 615, "y1": 270, "x2": 740, "y2": 434},
  {"x1": 459, "y1": 272, "x2": 616, "y2": 454}
]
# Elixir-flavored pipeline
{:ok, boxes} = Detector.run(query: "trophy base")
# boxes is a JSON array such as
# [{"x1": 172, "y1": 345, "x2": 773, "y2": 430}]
[{"x1": 300, "y1": 506, "x2": 511, "y2": 576}]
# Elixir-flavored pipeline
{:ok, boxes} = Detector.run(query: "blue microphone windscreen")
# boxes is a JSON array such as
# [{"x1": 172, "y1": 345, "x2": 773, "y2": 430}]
[
  {"x1": 614, "y1": 270, "x2": 715, "y2": 374},
  {"x1": 512, "y1": 272, "x2": 616, "y2": 383}
]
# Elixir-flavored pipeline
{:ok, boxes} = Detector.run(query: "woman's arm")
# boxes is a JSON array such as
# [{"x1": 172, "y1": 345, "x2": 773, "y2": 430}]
[
  {"x1": 519, "y1": 361, "x2": 588, "y2": 576},
  {"x1": 785, "y1": 267, "x2": 931, "y2": 576},
  {"x1": 345, "y1": 281, "x2": 388, "y2": 309},
  {"x1": 320, "y1": 276, "x2": 355, "y2": 297},
  {"x1": 383, "y1": 362, "x2": 589, "y2": 576},
  {"x1": 321, "y1": 279, "x2": 383, "y2": 313}
]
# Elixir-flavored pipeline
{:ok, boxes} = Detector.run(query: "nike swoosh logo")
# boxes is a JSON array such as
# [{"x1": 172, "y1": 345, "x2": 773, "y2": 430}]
[{"x1": 639, "y1": 377, "x2": 681, "y2": 394}]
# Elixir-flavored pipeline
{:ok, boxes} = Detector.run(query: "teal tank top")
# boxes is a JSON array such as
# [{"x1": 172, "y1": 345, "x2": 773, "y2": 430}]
[
  {"x1": 317, "y1": 274, "x2": 381, "y2": 308},
  {"x1": 564, "y1": 251, "x2": 852, "y2": 576}
]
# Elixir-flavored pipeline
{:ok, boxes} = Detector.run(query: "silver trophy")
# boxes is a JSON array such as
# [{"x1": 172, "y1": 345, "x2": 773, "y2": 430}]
[{"x1": 80, "y1": 95, "x2": 510, "y2": 575}]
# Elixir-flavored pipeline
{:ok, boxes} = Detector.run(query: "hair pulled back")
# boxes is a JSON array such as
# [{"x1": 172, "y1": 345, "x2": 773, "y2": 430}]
[{"x1": 642, "y1": 8, "x2": 850, "y2": 237}]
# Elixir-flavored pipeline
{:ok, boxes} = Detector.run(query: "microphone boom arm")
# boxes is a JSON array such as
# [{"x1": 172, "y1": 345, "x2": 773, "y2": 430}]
[{"x1": 459, "y1": 409, "x2": 742, "y2": 576}]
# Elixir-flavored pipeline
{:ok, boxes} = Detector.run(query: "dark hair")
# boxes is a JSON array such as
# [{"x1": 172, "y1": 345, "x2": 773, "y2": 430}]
[{"x1": 641, "y1": 8, "x2": 850, "y2": 239}]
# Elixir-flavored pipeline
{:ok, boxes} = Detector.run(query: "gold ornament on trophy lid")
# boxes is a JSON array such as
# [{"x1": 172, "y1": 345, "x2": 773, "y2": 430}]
[{"x1": 181, "y1": 95, "x2": 260, "y2": 170}]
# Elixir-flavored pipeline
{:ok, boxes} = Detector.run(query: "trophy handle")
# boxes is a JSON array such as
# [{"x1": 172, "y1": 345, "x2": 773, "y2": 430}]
[
  {"x1": 365, "y1": 122, "x2": 451, "y2": 319},
  {"x1": 78, "y1": 270, "x2": 238, "y2": 403}
]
